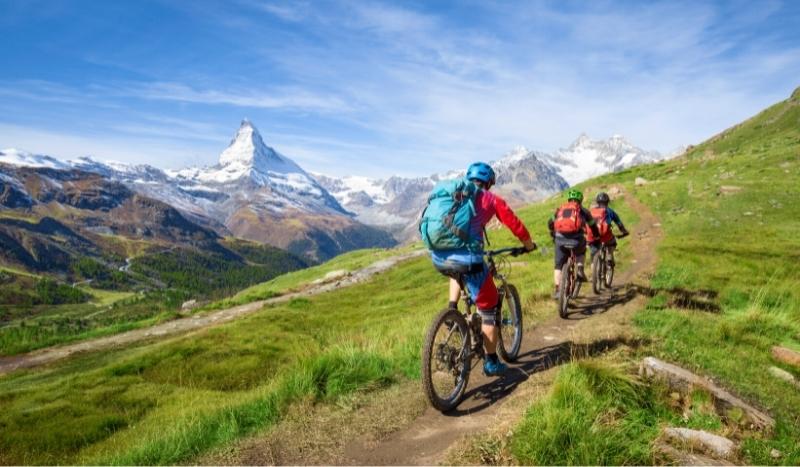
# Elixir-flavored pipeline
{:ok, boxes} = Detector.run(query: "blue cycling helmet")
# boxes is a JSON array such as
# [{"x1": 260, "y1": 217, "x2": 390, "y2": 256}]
[{"x1": 466, "y1": 162, "x2": 496, "y2": 185}]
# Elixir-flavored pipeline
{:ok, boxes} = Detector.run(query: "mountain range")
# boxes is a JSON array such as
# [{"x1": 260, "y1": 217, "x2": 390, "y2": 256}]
[
  {"x1": 1, "y1": 121, "x2": 675, "y2": 257},
  {"x1": 314, "y1": 134, "x2": 675, "y2": 240}
]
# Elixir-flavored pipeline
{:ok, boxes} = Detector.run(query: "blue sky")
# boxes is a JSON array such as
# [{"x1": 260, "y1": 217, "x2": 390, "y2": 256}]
[{"x1": 1, "y1": 0, "x2": 798, "y2": 177}]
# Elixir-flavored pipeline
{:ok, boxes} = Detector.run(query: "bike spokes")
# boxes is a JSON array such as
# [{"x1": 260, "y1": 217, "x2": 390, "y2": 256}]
[
  {"x1": 422, "y1": 309, "x2": 471, "y2": 411},
  {"x1": 498, "y1": 284, "x2": 523, "y2": 362}
]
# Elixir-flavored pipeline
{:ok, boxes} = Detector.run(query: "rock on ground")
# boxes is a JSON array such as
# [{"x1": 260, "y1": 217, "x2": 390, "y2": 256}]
[
  {"x1": 640, "y1": 357, "x2": 775, "y2": 432},
  {"x1": 772, "y1": 346, "x2": 800, "y2": 368},
  {"x1": 768, "y1": 366, "x2": 799, "y2": 386},
  {"x1": 663, "y1": 427, "x2": 736, "y2": 460},
  {"x1": 655, "y1": 442, "x2": 729, "y2": 466},
  {"x1": 718, "y1": 185, "x2": 743, "y2": 195}
]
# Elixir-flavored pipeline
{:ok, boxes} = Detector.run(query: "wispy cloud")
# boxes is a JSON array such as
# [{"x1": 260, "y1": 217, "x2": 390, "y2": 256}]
[
  {"x1": 1, "y1": 0, "x2": 799, "y2": 177},
  {"x1": 126, "y1": 82, "x2": 352, "y2": 113}
]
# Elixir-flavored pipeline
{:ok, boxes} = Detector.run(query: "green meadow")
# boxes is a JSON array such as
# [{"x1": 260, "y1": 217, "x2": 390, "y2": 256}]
[{"x1": 0, "y1": 89, "x2": 798, "y2": 465}]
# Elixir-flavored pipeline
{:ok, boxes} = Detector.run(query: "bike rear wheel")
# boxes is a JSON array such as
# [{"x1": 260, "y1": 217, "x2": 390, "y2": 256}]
[
  {"x1": 421, "y1": 308, "x2": 471, "y2": 412},
  {"x1": 558, "y1": 260, "x2": 572, "y2": 319},
  {"x1": 591, "y1": 252, "x2": 603, "y2": 295},
  {"x1": 498, "y1": 283, "x2": 523, "y2": 362},
  {"x1": 570, "y1": 258, "x2": 582, "y2": 299}
]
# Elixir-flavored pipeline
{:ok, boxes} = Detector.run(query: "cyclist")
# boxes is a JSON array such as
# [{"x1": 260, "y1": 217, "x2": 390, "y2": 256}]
[
  {"x1": 429, "y1": 162, "x2": 536, "y2": 376},
  {"x1": 547, "y1": 189, "x2": 601, "y2": 299},
  {"x1": 587, "y1": 192, "x2": 630, "y2": 268}
]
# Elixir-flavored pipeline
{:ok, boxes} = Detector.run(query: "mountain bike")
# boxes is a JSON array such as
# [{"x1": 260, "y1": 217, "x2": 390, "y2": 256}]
[
  {"x1": 591, "y1": 232, "x2": 628, "y2": 294},
  {"x1": 421, "y1": 246, "x2": 532, "y2": 412},
  {"x1": 558, "y1": 245, "x2": 582, "y2": 319}
]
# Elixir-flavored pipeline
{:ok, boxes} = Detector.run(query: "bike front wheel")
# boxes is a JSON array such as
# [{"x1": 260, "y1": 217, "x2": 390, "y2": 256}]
[
  {"x1": 604, "y1": 253, "x2": 615, "y2": 288},
  {"x1": 498, "y1": 283, "x2": 523, "y2": 362},
  {"x1": 592, "y1": 252, "x2": 603, "y2": 295},
  {"x1": 421, "y1": 308, "x2": 471, "y2": 412}
]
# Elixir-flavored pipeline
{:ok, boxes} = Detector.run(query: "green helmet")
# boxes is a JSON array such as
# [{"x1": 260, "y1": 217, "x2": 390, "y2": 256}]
[{"x1": 567, "y1": 189, "x2": 584, "y2": 202}]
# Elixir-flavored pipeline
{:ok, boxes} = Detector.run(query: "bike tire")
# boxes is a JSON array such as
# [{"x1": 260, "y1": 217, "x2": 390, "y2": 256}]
[
  {"x1": 421, "y1": 308, "x2": 471, "y2": 412},
  {"x1": 570, "y1": 261, "x2": 582, "y2": 299},
  {"x1": 498, "y1": 283, "x2": 523, "y2": 362},
  {"x1": 558, "y1": 261, "x2": 571, "y2": 319},
  {"x1": 592, "y1": 252, "x2": 602, "y2": 295},
  {"x1": 604, "y1": 259, "x2": 615, "y2": 288}
]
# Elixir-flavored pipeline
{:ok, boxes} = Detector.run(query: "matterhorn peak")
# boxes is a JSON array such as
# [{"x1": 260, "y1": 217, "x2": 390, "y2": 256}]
[{"x1": 216, "y1": 120, "x2": 302, "y2": 176}]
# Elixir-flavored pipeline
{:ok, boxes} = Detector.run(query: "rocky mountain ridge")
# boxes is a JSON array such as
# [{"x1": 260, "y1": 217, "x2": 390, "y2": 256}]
[
  {"x1": 315, "y1": 134, "x2": 670, "y2": 240},
  {"x1": 1, "y1": 126, "x2": 672, "y2": 249}
]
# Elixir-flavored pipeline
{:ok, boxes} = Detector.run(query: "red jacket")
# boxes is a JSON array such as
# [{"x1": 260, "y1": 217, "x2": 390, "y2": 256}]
[{"x1": 471, "y1": 190, "x2": 531, "y2": 243}]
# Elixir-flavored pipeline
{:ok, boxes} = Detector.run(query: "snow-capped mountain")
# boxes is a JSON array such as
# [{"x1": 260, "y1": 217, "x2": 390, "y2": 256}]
[
  {"x1": 314, "y1": 134, "x2": 671, "y2": 241},
  {"x1": 2, "y1": 127, "x2": 674, "y2": 251},
  {"x1": 0, "y1": 148, "x2": 70, "y2": 170},
  {"x1": 543, "y1": 133, "x2": 666, "y2": 185},
  {"x1": 167, "y1": 120, "x2": 345, "y2": 216},
  {"x1": 1, "y1": 122, "x2": 394, "y2": 261}
]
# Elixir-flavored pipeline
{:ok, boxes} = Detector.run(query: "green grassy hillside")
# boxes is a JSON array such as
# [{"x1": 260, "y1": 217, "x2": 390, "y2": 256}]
[
  {"x1": 508, "y1": 87, "x2": 800, "y2": 464},
  {"x1": 0, "y1": 239, "x2": 307, "y2": 356}
]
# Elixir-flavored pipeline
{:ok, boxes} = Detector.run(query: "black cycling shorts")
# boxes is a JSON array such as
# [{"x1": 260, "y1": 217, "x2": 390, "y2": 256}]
[{"x1": 554, "y1": 238, "x2": 586, "y2": 269}]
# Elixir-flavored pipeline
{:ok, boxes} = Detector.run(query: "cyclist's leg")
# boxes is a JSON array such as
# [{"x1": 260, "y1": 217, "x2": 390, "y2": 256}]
[
  {"x1": 475, "y1": 275, "x2": 499, "y2": 353},
  {"x1": 464, "y1": 266, "x2": 505, "y2": 372},
  {"x1": 553, "y1": 241, "x2": 568, "y2": 297},
  {"x1": 606, "y1": 237, "x2": 618, "y2": 266},
  {"x1": 575, "y1": 239, "x2": 588, "y2": 281},
  {"x1": 589, "y1": 245, "x2": 600, "y2": 277},
  {"x1": 448, "y1": 277, "x2": 461, "y2": 309}
]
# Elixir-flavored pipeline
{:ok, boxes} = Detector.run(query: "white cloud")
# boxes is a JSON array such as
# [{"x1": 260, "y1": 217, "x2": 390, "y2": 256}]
[
  {"x1": 0, "y1": 123, "x2": 216, "y2": 170},
  {"x1": 127, "y1": 82, "x2": 352, "y2": 113}
]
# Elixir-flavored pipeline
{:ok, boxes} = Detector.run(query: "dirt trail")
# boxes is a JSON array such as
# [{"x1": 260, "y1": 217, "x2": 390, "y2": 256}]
[
  {"x1": 337, "y1": 190, "x2": 664, "y2": 465},
  {"x1": 0, "y1": 250, "x2": 426, "y2": 376}
]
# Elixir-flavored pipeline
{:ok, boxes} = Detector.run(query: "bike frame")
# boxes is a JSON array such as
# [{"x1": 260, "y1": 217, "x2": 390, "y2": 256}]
[{"x1": 453, "y1": 247, "x2": 525, "y2": 361}]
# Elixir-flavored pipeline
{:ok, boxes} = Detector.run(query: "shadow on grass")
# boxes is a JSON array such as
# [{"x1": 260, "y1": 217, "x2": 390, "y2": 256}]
[{"x1": 445, "y1": 336, "x2": 645, "y2": 416}]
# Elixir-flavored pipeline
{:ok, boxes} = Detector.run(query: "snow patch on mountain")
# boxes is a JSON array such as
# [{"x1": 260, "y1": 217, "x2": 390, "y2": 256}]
[
  {"x1": 0, "y1": 148, "x2": 69, "y2": 169},
  {"x1": 543, "y1": 133, "x2": 665, "y2": 185}
]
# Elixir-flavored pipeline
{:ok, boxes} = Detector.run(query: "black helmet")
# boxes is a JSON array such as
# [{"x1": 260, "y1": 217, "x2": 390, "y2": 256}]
[{"x1": 596, "y1": 192, "x2": 610, "y2": 205}]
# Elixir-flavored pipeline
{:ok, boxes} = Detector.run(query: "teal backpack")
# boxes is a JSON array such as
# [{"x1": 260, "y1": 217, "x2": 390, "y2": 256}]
[{"x1": 419, "y1": 178, "x2": 483, "y2": 252}]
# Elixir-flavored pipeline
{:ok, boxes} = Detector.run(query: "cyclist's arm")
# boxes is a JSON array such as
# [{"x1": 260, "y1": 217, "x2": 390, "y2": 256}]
[
  {"x1": 608, "y1": 208, "x2": 629, "y2": 235},
  {"x1": 582, "y1": 207, "x2": 601, "y2": 239},
  {"x1": 493, "y1": 195, "x2": 532, "y2": 243}
]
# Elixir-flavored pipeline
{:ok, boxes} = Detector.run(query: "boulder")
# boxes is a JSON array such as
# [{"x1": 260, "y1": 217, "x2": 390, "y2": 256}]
[
  {"x1": 655, "y1": 442, "x2": 728, "y2": 466},
  {"x1": 663, "y1": 427, "x2": 736, "y2": 460},
  {"x1": 718, "y1": 185, "x2": 743, "y2": 195},
  {"x1": 634, "y1": 177, "x2": 648, "y2": 186},
  {"x1": 768, "y1": 366, "x2": 798, "y2": 386},
  {"x1": 640, "y1": 357, "x2": 775, "y2": 432},
  {"x1": 181, "y1": 299, "x2": 198, "y2": 312},
  {"x1": 772, "y1": 346, "x2": 800, "y2": 368}
]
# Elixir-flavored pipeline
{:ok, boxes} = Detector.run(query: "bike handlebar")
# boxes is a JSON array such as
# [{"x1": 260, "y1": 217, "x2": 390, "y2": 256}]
[{"x1": 486, "y1": 245, "x2": 535, "y2": 257}]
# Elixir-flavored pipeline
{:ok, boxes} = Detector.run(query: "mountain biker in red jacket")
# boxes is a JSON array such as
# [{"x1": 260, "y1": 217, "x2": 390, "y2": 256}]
[
  {"x1": 586, "y1": 192, "x2": 630, "y2": 267},
  {"x1": 547, "y1": 189, "x2": 600, "y2": 299},
  {"x1": 431, "y1": 162, "x2": 536, "y2": 376}
]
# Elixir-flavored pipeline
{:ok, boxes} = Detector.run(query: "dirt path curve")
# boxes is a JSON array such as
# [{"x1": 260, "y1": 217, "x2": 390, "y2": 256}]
[
  {"x1": 342, "y1": 190, "x2": 663, "y2": 465},
  {"x1": 0, "y1": 250, "x2": 426, "y2": 376}
]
